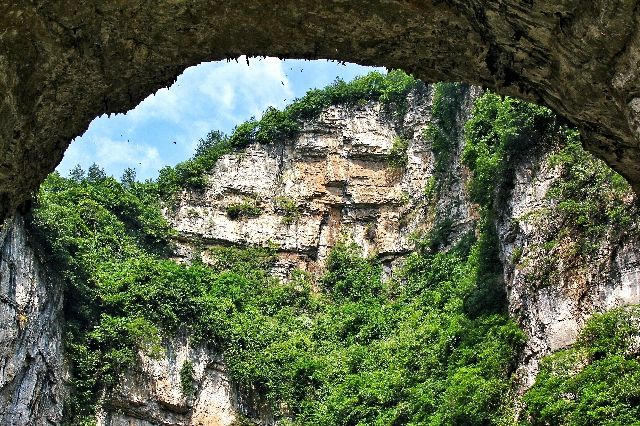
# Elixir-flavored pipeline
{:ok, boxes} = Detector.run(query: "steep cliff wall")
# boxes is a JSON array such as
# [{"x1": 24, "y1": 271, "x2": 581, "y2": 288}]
[
  {"x1": 498, "y1": 146, "x2": 640, "y2": 389},
  {"x1": 169, "y1": 88, "x2": 476, "y2": 277},
  {"x1": 0, "y1": 215, "x2": 65, "y2": 425},
  {"x1": 97, "y1": 337, "x2": 270, "y2": 426}
]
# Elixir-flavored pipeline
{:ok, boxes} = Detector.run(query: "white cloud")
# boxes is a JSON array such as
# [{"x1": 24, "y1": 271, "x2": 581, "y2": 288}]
[
  {"x1": 198, "y1": 56, "x2": 294, "y2": 119},
  {"x1": 93, "y1": 137, "x2": 163, "y2": 178},
  {"x1": 57, "y1": 139, "x2": 93, "y2": 172},
  {"x1": 126, "y1": 56, "x2": 293, "y2": 130}
]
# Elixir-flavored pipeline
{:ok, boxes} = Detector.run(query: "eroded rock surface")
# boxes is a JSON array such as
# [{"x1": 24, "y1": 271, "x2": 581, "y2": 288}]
[
  {"x1": 98, "y1": 337, "x2": 271, "y2": 426},
  {"x1": 0, "y1": 215, "x2": 65, "y2": 425},
  {"x1": 170, "y1": 89, "x2": 471, "y2": 275},
  {"x1": 498, "y1": 150, "x2": 640, "y2": 389},
  {"x1": 2, "y1": 1, "x2": 640, "y2": 219}
]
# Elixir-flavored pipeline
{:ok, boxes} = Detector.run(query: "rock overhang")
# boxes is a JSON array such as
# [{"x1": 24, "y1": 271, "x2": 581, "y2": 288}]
[{"x1": 1, "y1": 0, "x2": 639, "y2": 220}]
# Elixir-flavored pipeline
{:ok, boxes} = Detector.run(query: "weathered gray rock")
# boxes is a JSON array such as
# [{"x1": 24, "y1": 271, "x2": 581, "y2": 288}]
[
  {"x1": 0, "y1": 215, "x2": 65, "y2": 425},
  {"x1": 497, "y1": 149, "x2": 640, "y2": 390},
  {"x1": 2, "y1": 1, "x2": 640, "y2": 219},
  {"x1": 98, "y1": 336, "x2": 271, "y2": 426}
]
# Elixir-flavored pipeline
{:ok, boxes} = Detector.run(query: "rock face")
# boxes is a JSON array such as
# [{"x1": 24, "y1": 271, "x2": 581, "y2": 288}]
[
  {"x1": 170, "y1": 89, "x2": 464, "y2": 275},
  {"x1": 498, "y1": 150, "x2": 640, "y2": 389},
  {"x1": 0, "y1": 215, "x2": 65, "y2": 425},
  {"x1": 2, "y1": 1, "x2": 640, "y2": 219},
  {"x1": 97, "y1": 337, "x2": 270, "y2": 426}
]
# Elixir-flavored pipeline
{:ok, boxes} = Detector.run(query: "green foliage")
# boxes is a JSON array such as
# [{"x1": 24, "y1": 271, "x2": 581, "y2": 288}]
[
  {"x1": 120, "y1": 167, "x2": 136, "y2": 188},
  {"x1": 157, "y1": 129, "x2": 233, "y2": 196},
  {"x1": 510, "y1": 247, "x2": 523, "y2": 264},
  {"x1": 30, "y1": 172, "x2": 174, "y2": 423},
  {"x1": 423, "y1": 176, "x2": 437, "y2": 201},
  {"x1": 180, "y1": 361, "x2": 196, "y2": 397},
  {"x1": 158, "y1": 70, "x2": 420, "y2": 198},
  {"x1": 87, "y1": 163, "x2": 107, "y2": 182},
  {"x1": 545, "y1": 129, "x2": 637, "y2": 255},
  {"x1": 33, "y1": 168, "x2": 524, "y2": 425},
  {"x1": 274, "y1": 196, "x2": 300, "y2": 224},
  {"x1": 386, "y1": 136, "x2": 409, "y2": 168},
  {"x1": 226, "y1": 198, "x2": 262, "y2": 220},
  {"x1": 463, "y1": 91, "x2": 555, "y2": 207},
  {"x1": 39, "y1": 79, "x2": 632, "y2": 426},
  {"x1": 522, "y1": 306, "x2": 640, "y2": 425},
  {"x1": 322, "y1": 242, "x2": 383, "y2": 302},
  {"x1": 427, "y1": 217, "x2": 454, "y2": 251},
  {"x1": 424, "y1": 82, "x2": 467, "y2": 177}
]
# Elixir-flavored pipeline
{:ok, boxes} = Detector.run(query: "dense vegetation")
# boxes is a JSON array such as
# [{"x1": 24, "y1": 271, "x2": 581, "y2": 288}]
[
  {"x1": 523, "y1": 306, "x2": 640, "y2": 424},
  {"x1": 32, "y1": 168, "x2": 524, "y2": 425},
  {"x1": 28, "y1": 72, "x2": 640, "y2": 425},
  {"x1": 157, "y1": 70, "x2": 420, "y2": 197},
  {"x1": 424, "y1": 82, "x2": 468, "y2": 180}
]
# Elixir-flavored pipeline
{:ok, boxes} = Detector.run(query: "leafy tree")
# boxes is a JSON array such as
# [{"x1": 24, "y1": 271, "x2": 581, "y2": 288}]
[
  {"x1": 69, "y1": 164, "x2": 85, "y2": 182},
  {"x1": 120, "y1": 167, "x2": 136, "y2": 188},
  {"x1": 87, "y1": 163, "x2": 107, "y2": 182},
  {"x1": 195, "y1": 130, "x2": 226, "y2": 157}
]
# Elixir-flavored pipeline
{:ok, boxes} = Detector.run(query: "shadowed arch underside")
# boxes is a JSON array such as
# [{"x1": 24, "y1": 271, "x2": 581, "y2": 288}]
[{"x1": 1, "y1": 0, "x2": 640, "y2": 219}]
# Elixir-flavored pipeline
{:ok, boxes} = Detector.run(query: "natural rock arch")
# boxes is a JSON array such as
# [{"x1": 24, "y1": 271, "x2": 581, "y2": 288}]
[{"x1": 2, "y1": 1, "x2": 640, "y2": 219}]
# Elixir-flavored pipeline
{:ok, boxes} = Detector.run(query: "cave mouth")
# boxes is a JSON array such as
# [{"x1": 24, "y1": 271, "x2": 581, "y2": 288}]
[{"x1": 57, "y1": 57, "x2": 382, "y2": 182}]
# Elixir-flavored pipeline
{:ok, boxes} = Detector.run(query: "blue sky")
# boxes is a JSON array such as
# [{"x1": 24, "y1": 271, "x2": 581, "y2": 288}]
[{"x1": 58, "y1": 57, "x2": 382, "y2": 181}]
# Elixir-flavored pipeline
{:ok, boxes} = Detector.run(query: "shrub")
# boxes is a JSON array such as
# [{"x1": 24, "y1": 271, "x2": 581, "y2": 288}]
[
  {"x1": 33, "y1": 165, "x2": 526, "y2": 425},
  {"x1": 462, "y1": 91, "x2": 555, "y2": 208},
  {"x1": 180, "y1": 361, "x2": 196, "y2": 397},
  {"x1": 226, "y1": 198, "x2": 262, "y2": 220},
  {"x1": 522, "y1": 306, "x2": 640, "y2": 425},
  {"x1": 425, "y1": 83, "x2": 467, "y2": 178},
  {"x1": 274, "y1": 196, "x2": 300, "y2": 224},
  {"x1": 386, "y1": 136, "x2": 409, "y2": 168}
]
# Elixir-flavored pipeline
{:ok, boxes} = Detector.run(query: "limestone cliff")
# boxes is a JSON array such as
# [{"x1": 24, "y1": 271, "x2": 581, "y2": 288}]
[
  {"x1": 169, "y1": 87, "x2": 477, "y2": 278},
  {"x1": 96, "y1": 337, "x2": 269, "y2": 426},
  {"x1": 0, "y1": 215, "x2": 65, "y2": 425},
  {"x1": 498, "y1": 148, "x2": 640, "y2": 389}
]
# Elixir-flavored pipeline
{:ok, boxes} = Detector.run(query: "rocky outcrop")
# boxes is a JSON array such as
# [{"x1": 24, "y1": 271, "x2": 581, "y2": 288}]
[
  {"x1": 2, "y1": 1, "x2": 640, "y2": 219},
  {"x1": 0, "y1": 215, "x2": 65, "y2": 425},
  {"x1": 169, "y1": 88, "x2": 475, "y2": 276},
  {"x1": 98, "y1": 337, "x2": 271, "y2": 426},
  {"x1": 498, "y1": 150, "x2": 640, "y2": 389}
]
